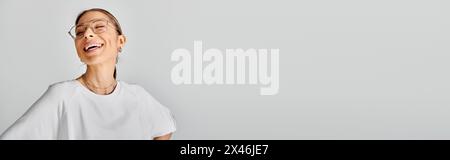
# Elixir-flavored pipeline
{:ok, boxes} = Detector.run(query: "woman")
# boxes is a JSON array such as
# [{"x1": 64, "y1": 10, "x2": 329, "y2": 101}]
[{"x1": 0, "y1": 8, "x2": 176, "y2": 140}]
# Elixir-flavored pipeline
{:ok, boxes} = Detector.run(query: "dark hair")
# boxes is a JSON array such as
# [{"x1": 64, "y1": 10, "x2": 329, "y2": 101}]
[{"x1": 75, "y1": 8, "x2": 123, "y2": 79}]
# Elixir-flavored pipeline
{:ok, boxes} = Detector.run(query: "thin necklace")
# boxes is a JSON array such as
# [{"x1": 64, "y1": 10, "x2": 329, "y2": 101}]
[{"x1": 81, "y1": 75, "x2": 117, "y2": 94}]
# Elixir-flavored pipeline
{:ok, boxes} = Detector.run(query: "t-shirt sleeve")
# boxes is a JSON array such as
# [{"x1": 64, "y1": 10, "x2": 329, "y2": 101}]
[
  {"x1": 139, "y1": 87, "x2": 177, "y2": 139},
  {"x1": 0, "y1": 85, "x2": 62, "y2": 140}
]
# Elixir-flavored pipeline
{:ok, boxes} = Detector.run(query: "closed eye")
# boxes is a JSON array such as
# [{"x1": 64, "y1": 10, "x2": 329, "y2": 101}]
[
  {"x1": 76, "y1": 31, "x2": 84, "y2": 36},
  {"x1": 95, "y1": 25, "x2": 106, "y2": 29}
]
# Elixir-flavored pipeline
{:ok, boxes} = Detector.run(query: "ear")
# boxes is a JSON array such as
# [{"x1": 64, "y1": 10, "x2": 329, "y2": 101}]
[{"x1": 117, "y1": 35, "x2": 127, "y2": 52}]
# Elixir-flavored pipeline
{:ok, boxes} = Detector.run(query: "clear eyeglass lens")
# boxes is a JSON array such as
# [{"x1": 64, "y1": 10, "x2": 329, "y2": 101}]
[{"x1": 69, "y1": 20, "x2": 109, "y2": 39}]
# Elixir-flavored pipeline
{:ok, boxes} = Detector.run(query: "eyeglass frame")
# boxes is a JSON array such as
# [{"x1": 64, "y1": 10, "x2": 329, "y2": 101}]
[{"x1": 67, "y1": 18, "x2": 119, "y2": 40}]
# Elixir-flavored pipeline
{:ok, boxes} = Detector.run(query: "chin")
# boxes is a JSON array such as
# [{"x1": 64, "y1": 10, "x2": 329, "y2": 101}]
[{"x1": 81, "y1": 55, "x2": 116, "y2": 66}]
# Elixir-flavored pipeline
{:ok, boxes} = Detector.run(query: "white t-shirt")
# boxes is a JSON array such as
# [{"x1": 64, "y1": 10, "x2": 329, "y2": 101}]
[{"x1": 0, "y1": 80, "x2": 176, "y2": 140}]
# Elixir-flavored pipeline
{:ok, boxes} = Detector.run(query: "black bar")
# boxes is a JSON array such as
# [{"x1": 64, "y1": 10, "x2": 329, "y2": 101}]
[{"x1": 0, "y1": 140, "x2": 446, "y2": 159}]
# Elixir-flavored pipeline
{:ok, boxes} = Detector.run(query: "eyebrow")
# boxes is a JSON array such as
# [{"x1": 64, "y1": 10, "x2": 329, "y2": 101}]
[{"x1": 76, "y1": 18, "x2": 108, "y2": 28}]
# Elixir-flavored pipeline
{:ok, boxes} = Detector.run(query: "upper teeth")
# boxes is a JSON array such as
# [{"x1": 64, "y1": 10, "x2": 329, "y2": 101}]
[{"x1": 85, "y1": 43, "x2": 101, "y2": 50}]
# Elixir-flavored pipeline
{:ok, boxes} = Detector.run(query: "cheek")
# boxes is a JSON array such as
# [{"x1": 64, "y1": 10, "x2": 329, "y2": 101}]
[
  {"x1": 104, "y1": 37, "x2": 118, "y2": 51},
  {"x1": 75, "y1": 42, "x2": 83, "y2": 53}
]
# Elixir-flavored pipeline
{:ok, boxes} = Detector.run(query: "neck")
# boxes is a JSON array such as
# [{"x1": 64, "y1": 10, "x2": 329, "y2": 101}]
[{"x1": 83, "y1": 63, "x2": 116, "y2": 88}]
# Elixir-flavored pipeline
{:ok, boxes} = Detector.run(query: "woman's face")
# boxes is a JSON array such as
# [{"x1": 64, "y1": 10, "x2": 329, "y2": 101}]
[{"x1": 74, "y1": 11, "x2": 126, "y2": 65}]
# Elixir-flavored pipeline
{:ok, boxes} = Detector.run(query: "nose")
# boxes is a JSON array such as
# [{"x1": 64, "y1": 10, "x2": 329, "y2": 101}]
[{"x1": 83, "y1": 27, "x2": 95, "y2": 39}]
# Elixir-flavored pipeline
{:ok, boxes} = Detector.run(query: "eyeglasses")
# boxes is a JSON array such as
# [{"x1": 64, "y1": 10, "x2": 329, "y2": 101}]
[{"x1": 68, "y1": 19, "x2": 116, "y2": 40}]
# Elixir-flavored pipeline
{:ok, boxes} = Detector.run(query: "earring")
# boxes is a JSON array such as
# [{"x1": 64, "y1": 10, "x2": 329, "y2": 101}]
[{"x1": 118, "y1": 47, "x2": 122, "y2": 53}]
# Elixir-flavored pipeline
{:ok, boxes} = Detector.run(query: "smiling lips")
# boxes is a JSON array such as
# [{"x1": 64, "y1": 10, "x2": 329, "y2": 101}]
[{"x1": 83, "y1": 42, "x2": 104, "y2": 52}]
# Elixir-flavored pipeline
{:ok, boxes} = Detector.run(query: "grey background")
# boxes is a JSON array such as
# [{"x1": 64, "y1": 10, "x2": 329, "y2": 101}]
[{"x1": 1, "y1": 0, "x2": 450, "y2": 139}]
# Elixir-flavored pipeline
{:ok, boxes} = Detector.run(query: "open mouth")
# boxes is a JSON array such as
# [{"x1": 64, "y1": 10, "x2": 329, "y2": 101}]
[{"x1": 83, "y1": 43, "x2": 104, "y2": 52}]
